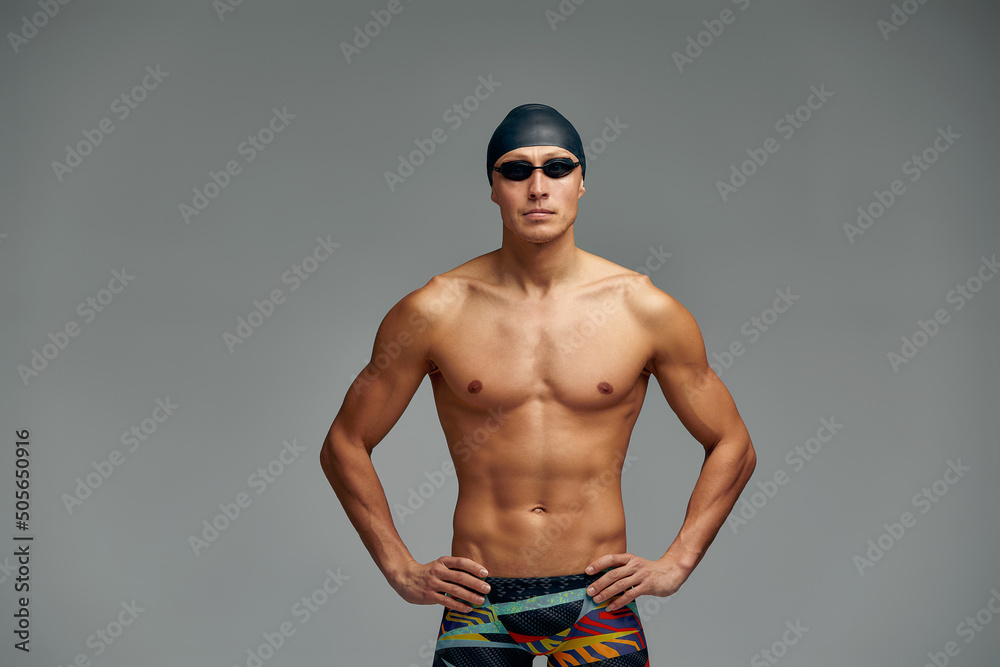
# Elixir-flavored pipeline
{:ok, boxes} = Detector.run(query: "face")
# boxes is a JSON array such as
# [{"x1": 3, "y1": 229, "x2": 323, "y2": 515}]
[{"x1": 490, "y1": 145, "x2": 585, "y2": 245}]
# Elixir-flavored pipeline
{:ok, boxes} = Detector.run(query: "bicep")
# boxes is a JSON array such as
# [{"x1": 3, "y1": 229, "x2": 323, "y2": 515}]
[
  {"x1": 648, "y1": 296, "x2": 748, "y2": 451},
  {"x1": 331, "y1": 293, "x2": 433, "y2": 452}
]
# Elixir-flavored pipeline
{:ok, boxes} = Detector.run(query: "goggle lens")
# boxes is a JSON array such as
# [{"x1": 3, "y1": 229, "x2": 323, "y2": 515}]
[{"x1": 495, "y1": 158, "x2": 580, "y2": 181}]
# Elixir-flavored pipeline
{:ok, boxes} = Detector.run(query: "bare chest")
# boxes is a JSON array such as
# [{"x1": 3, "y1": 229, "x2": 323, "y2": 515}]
[{"x1": 429, "y1": 289, "x2": 651, "y2": 410}]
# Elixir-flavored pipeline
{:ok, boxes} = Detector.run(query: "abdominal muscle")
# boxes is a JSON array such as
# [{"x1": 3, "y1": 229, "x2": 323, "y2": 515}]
[{"x1": 448, "y1": 436, "x2": 631, "y2": 577}]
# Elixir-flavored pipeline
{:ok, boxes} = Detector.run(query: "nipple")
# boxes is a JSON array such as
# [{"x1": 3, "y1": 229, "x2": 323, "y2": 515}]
[
  {"x1": 468, "y1": 379, "x2": 483, "y2": 393},
  {"x1": 597, "y1": 381, "x2": 613, "y2": 394}
]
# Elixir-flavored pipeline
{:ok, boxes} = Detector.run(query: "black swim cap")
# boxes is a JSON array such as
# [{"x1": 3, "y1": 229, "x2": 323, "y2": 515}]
[{"x1": 487, "y1": 104, "x2": 586, "y2": 185}]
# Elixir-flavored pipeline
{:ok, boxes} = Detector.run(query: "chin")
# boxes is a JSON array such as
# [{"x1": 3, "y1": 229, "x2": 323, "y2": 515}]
[
  {"x1": 504, "y1": 213, "x2": 572, "y2": 242},
  {"x1": 518, "y1": 225, "x2": 569, "y2": 244}
]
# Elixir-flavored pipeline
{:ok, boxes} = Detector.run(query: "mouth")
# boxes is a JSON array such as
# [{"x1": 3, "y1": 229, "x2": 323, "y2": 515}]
[{"x1": 524, "y1": 209, "x2": 554, "y2": 219}]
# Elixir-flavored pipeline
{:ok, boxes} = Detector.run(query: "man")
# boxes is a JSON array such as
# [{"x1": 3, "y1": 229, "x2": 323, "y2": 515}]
[{"x1": 320, "y1": 103, "x2": 756, "y2": 666}]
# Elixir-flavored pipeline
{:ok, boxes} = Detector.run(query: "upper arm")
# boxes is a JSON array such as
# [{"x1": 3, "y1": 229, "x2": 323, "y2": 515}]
[
  {"x1": 639, "y1": 280, "x2": 750, "y2": 452},
  {"x1": 328, "y1": 281, "x2": 440, "y2": 453}
]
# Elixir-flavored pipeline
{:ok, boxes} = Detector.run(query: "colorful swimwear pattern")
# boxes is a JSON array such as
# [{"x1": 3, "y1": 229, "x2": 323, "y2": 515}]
[{"x1": 434, "y1": 572, "x2": 649, "y2": 666}]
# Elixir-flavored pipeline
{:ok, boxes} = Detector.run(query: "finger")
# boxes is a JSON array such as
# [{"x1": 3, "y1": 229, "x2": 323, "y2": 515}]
[
  {"x1": 437, "y1": 593, "x2": 475, "y2": 613},
  {"x1": 606, "y1": 588, "x2": 638, "y2": 613},
  {"x1": 591, "y1": 575, "x2": 633, "y2": 603},
  {"x1": 584, "y1": 553, "x2": 623, "y2": 575},
  {"x1": 441, "y1": 582, "x2": 486, "y2": 608},
  {"x1": 435, "y1": 563, "x2": 490, "y2": 592},
  {"x1": 441, "y1": 556, "x2": 489, "y2": 578},
  {"x1": 586, "y1": 559, "x2": 631, "y2": 597},
  {"x1": 434, "y1": 591, "x2": 482, "y2": 612},
  {"x1": 451, "y1": 572, "x2": 491, "y2": 596},
  {"x1": 435, "y1": 561, "x2": 491, "y2": 596},
  {"x1": 608, "y1": 584, "x2": 643, "y2": 611}
]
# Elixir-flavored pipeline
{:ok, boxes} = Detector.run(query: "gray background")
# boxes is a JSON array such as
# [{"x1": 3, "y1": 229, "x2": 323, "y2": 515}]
[{"x1": 2, "y1": 0, "x2": 998, "y2": 665}]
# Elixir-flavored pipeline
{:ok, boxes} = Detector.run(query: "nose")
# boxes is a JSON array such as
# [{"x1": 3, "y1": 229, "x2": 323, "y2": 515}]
[{"x1": 527, "y1": 168, "x2": 548, "y2": 199}]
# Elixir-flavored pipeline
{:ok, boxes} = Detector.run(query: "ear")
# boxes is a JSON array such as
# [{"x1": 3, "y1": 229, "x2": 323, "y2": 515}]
[
  {"x1": 577, "y1": 179, "x2": 585, "y2": 199},
  {"x1": 490, "y1": 184, "x2": 498, "y2": 205}
]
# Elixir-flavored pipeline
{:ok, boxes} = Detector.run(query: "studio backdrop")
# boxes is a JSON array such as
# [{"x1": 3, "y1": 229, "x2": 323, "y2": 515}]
[{"x1": 1, "y1": 1, "x2": 998, "y2": 665}]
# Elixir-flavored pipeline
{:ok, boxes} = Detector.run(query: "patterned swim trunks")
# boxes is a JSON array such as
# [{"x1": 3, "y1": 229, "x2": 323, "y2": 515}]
[{"x1": 433, "y1": 571, "x2": 649, "y2": 666}]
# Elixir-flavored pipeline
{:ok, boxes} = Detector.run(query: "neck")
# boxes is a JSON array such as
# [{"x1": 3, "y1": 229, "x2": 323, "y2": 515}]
[{"x1": 495, "y1": 224, "x2": 581, "y2": 296}]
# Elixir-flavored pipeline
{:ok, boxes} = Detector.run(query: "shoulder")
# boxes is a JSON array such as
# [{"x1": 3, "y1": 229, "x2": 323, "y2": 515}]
[
  {"x1": 573, "y1": 249, "x2": 648, "y2": 298},
  {"x1": 577, "y1": 251, "x2": 690, "y2": 324},
  {"x1": 389, "y1": 253, "x2": 493, "y2": 326},
  {"x1": 370, "y1": 270, "x2": 478, "y2": 374},
  {"x1": 599, "y1": 266, "x2": 704, "y2": 365},
  {"x1": 626, "y1": 276, "x2": 692, "y2": 330},
  {"x1": 564, "y1": 251, "x2": 688, "y2": 335}
]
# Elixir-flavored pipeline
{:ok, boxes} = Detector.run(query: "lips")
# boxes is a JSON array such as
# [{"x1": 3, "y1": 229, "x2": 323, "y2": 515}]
[{"x1": 525, "y1": 209, "x2": 554, "y2": 217}]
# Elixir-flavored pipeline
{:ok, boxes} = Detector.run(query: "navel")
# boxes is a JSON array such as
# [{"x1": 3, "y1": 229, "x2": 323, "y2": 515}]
[
  {"x1": 468, "y1": 379, "x2": 482, "y2": 393},
  {"x1": 597, "y1": 381, "x2": 613, "y2": 394}
]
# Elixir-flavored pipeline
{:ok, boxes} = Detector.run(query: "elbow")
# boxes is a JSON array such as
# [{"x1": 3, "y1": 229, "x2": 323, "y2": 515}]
[
  {"x1": 319, "y1": 423, "x2": 369, "y2": 474},
  {"x1": 319, "y1": 437, "x2": 332, "y2": 471},
  {"x1": 319, "y1": 438, "x2": 335, "y2": 479},
  {"x1": 319, "y1": 425, "x2": 343, "y2": 474},
  {"x1": 742, "y1": 439, "x2": 757, "y2": 481}
]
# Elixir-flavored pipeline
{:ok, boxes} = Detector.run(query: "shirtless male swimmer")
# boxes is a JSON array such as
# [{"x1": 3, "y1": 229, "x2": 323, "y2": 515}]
[{"x1": 320, "y1": 104, "x2": 756, "y2": 666}]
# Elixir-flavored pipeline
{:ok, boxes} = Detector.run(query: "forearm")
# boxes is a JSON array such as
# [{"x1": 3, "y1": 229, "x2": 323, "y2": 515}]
[
  {"x1": 662, "y1": 437, "x2": 756, "y2": 574},
  {"x1": 320, "y1": 430, "x2": 414, "y2": 583}
]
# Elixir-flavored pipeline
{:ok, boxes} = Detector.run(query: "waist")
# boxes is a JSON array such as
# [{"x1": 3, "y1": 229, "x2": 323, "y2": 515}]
[
  {"x1": 452, "y1": 499, "x2": 627, "y2": 577},
  {"x1": 480, "y1": 570, "x2": 605, "y2": 602}
]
